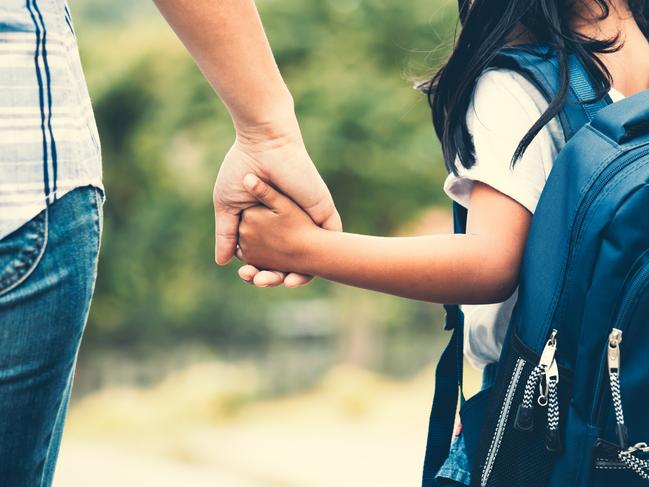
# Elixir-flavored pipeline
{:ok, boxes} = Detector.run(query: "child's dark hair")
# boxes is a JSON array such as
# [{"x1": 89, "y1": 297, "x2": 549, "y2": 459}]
[{"x1": 428, "y1": 0, "x2": 649, "y2": 175}]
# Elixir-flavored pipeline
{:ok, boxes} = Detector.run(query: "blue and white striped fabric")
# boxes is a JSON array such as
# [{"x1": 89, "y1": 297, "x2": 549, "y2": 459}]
[{"x1": 0, "y1": 1, "x2": 103, "y2": 239}]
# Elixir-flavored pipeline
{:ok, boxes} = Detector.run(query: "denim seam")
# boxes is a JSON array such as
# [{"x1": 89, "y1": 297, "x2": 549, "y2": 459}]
[
  {"x1": 91, "y1": 187, "x2": 103, "y2": 255},
  {"x1": 0, "y1": 209, "x2": 49, "y2": 297}
]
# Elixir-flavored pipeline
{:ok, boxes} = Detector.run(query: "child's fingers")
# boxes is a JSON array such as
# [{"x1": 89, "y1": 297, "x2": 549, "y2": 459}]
[{"x1": 242, "y1": 174, "x2": 291, "y2": 212}]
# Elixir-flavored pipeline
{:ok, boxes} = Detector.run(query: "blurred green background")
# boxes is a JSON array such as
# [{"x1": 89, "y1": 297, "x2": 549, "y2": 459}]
[{"x1": 55, "y1": 1, "x2": 470, "y2": 485}]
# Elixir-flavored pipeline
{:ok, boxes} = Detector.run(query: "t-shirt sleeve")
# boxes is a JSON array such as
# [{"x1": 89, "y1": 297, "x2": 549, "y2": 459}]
[{"x1": 443, "y1": 69, "x2": 562, "y2": 214}]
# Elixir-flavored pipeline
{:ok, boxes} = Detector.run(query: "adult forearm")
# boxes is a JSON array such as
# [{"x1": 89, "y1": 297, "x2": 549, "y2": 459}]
[
  {"x1": 299, "y1": 230, "x2": 518, "y2": 304},
  {"x1": 153, "y1": 0, "x2": 295, "y2": 132}
]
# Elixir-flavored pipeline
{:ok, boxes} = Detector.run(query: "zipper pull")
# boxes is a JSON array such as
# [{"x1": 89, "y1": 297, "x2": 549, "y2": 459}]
[
  {"x1": 608, "y1": 328, "x2": 628, "y2": 449},
  {"x1": 539, "y1": 329, "x2": 558, "y2": 368},
  {"x1": 536, "y1": 330, "x2": 558, "y2": 407},
  {"x1": 543, "y1": 357, "x2": 559, "y2": 404},
  {"x1": 544, "y1": 359, "x2": 562, "y2": 452},
  {"x1": 608, "y1": 328, "x2": 622, "y2": 374},
  {"x1": 514, "y1": 329, "x2": 558, "y2": 432}
]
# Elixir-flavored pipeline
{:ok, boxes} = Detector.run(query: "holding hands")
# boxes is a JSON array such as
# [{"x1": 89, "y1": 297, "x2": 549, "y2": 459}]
[
  {"x1": 236, "y1": 174, "x2": 321, "y2": 279},
  {"x1": 213, "y1": 117, "x2": 342, "y2": 288}
]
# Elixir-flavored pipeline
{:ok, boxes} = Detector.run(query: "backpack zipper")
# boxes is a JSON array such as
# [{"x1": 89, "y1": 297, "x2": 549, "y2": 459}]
[
  {"x1": 606, "y1": 329, "x2": 649, "y2": 479},
  {"x1": 607, "y1": 328, "x2": 627, "y2": 449},
  {"x1": 480, "y1": 358, "x2": 526, "y2": 487},
  {"x1": 514, "y1": 330, "x2": 557, "y2": 432},
  {"x1": 544, "y1": 357, "x2": 561, "y2": 452},
  {"x1": 513, "y1": 329, "x2": 563, "y2": 451}
]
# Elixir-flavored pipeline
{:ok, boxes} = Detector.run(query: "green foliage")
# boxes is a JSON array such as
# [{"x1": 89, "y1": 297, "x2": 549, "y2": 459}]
[{"x1": 76, "y1": 0, "x2": 456, "y2": 349}]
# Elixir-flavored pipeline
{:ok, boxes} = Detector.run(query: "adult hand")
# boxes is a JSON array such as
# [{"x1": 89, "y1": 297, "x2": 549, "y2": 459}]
[
  {"x1": 154, "y1": 1, "x2": 339, "y2": 286},
  {"x1": 214, "y1": 115, "x2": 342, "y2": 287}
]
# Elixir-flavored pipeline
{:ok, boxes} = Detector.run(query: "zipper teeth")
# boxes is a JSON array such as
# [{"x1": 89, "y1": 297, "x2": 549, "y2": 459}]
[
  {"x1": 613, "y1": 250, "x2": 649, "y2": 327},
  {"x1": 592, "y1": 259, "x2": 649, "y2": 424},
  {"x1": 613, "y1": 263, "x2": 649, "y2": 329},
  {"x1": 481, "y1": 358, "x2": 526, "y2": 487},
  {"x1": 547, "y1": 146, "x2": 649, "y2": 347}
]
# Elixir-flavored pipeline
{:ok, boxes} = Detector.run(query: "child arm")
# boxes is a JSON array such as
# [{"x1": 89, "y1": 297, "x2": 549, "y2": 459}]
[{"x1": 238, "y1": 175, "x2": 531, "y2": 304}]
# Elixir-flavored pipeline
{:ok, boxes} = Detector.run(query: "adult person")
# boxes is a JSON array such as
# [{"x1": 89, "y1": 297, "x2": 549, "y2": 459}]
[{"x1": 0, "y1": 1, "x2": 339, "y2": 484}]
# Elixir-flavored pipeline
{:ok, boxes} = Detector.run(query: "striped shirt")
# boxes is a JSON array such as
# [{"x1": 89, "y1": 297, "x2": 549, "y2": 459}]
[{"x1": 0, "y1": 1, "x2": 103, "y2": 240}]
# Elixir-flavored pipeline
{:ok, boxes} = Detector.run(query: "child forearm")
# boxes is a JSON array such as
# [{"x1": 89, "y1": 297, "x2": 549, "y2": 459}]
[
  {"x1": 237, "y1": 178, "x2": 530, "y2": 299},
  {"x1": 298, "y1": 230, "x2": 519, "y2": 304}
]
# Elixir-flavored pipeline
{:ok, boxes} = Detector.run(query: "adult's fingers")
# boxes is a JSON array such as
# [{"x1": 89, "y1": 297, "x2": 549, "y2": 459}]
[
  {"x1": 252, "y1": 270, "x2": 286, "y2": 287},
  {"x1": 243, "y1": 174, "x2": 291, "y2": 212},
  {"x1": 215, "y1": 210, "x2": 240, "y2": 265},
  {"x1": 238, "y1": 264, "x2": 259, "y2": 283},
  {"x1": 236, "y1": 243, "x2": 286, "y2": 287},
  {"x1": 319, "y1": 206, "x2": 343, "y2": 232},
  {"x1": 239, "y1": 264, "x2": 286, "y2": 287},
  {"x1": 238, "y1": 251, "x2": 307, "y2": 288},
  {"x1": 284, "y1": 272, "x2": 313, "y2": 288},
  {"x1": 236, "y1": 250, "x2": 286, "y2": 287}
]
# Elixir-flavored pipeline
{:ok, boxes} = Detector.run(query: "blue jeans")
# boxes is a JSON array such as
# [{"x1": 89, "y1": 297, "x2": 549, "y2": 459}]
[{"x1": 0, "y1": 186, "x2": 102, "y2": 486}]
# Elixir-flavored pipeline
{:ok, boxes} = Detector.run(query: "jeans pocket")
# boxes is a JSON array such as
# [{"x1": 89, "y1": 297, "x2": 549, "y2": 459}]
[{"x1": 0, "y1": 209, "x2": 48, "y2": 296}]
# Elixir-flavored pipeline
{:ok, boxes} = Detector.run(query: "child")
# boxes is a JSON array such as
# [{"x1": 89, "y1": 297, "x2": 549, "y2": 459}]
[{"x1": 237, "y1": 1, "x2": 648, "y2": 483}]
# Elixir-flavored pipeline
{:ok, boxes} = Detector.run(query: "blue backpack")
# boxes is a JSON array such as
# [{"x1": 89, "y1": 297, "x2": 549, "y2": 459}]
[{"x1": 421, "y1": 46, "x2": 649, "y2": 487}]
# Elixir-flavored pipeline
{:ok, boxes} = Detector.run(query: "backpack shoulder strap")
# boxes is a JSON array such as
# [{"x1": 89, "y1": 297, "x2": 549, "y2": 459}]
[
  {"x1": 492, "y1": 45, "x2": 612, "y2": 139},
  {"x1": 421, "y1": 201, "x2": 466, "y2": 487}
]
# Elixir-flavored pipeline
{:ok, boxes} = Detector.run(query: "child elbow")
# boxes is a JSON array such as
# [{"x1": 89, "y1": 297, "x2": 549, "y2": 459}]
[
  {"x1": 485, "y1": 267, "x2": 519, "y2": 303},
  {"x1": 468, "y1": 261, "x2": 519, "y2": 304}
]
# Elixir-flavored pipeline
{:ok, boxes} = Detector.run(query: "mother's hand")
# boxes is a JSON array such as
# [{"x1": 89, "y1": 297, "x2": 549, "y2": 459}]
[{"x1": 214, "y1": 115, "x2": 341, "y2": 287}]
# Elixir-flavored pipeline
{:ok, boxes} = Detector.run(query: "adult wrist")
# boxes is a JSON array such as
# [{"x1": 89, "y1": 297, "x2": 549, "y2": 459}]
[{"x1": 232, "y1": 92, "x2": 300, "y2": 144}]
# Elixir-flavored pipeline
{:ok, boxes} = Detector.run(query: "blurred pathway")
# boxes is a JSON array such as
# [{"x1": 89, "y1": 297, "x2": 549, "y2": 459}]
[
  {"x1": 54, "y1": 364, "x2": 482, "y2": 487},
  {"x1": 56, "y1": 422, "x2": 425, "y2": 487},
  {"x1": 56, "y1": 442, "x2": 262, "y2": 487}
]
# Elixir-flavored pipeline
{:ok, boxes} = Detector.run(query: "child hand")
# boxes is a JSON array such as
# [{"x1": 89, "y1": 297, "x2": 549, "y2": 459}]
[{"x1": 237, "y1": 174, "x2": 320, "y2": 275}]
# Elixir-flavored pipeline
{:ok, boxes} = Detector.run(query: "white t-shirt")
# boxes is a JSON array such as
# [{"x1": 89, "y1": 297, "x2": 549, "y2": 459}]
[{"x1": 443, "y1": 69, "x2": 625, "y2": 370}]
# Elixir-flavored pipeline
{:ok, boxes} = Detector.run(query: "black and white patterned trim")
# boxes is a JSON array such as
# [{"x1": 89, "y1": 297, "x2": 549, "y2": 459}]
[
  {"x1": 610, "y1": 372, "x2": 626, "y2": 428},
  {"x1": 547, "y1": 376, "x2": 559, "y2": 431},
  {"x1": 521, "y1": 364, "x2": 544, "y2": 409},
  {"x1": 619, "y1": 451, "x2": 649, "y2": 480}
]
